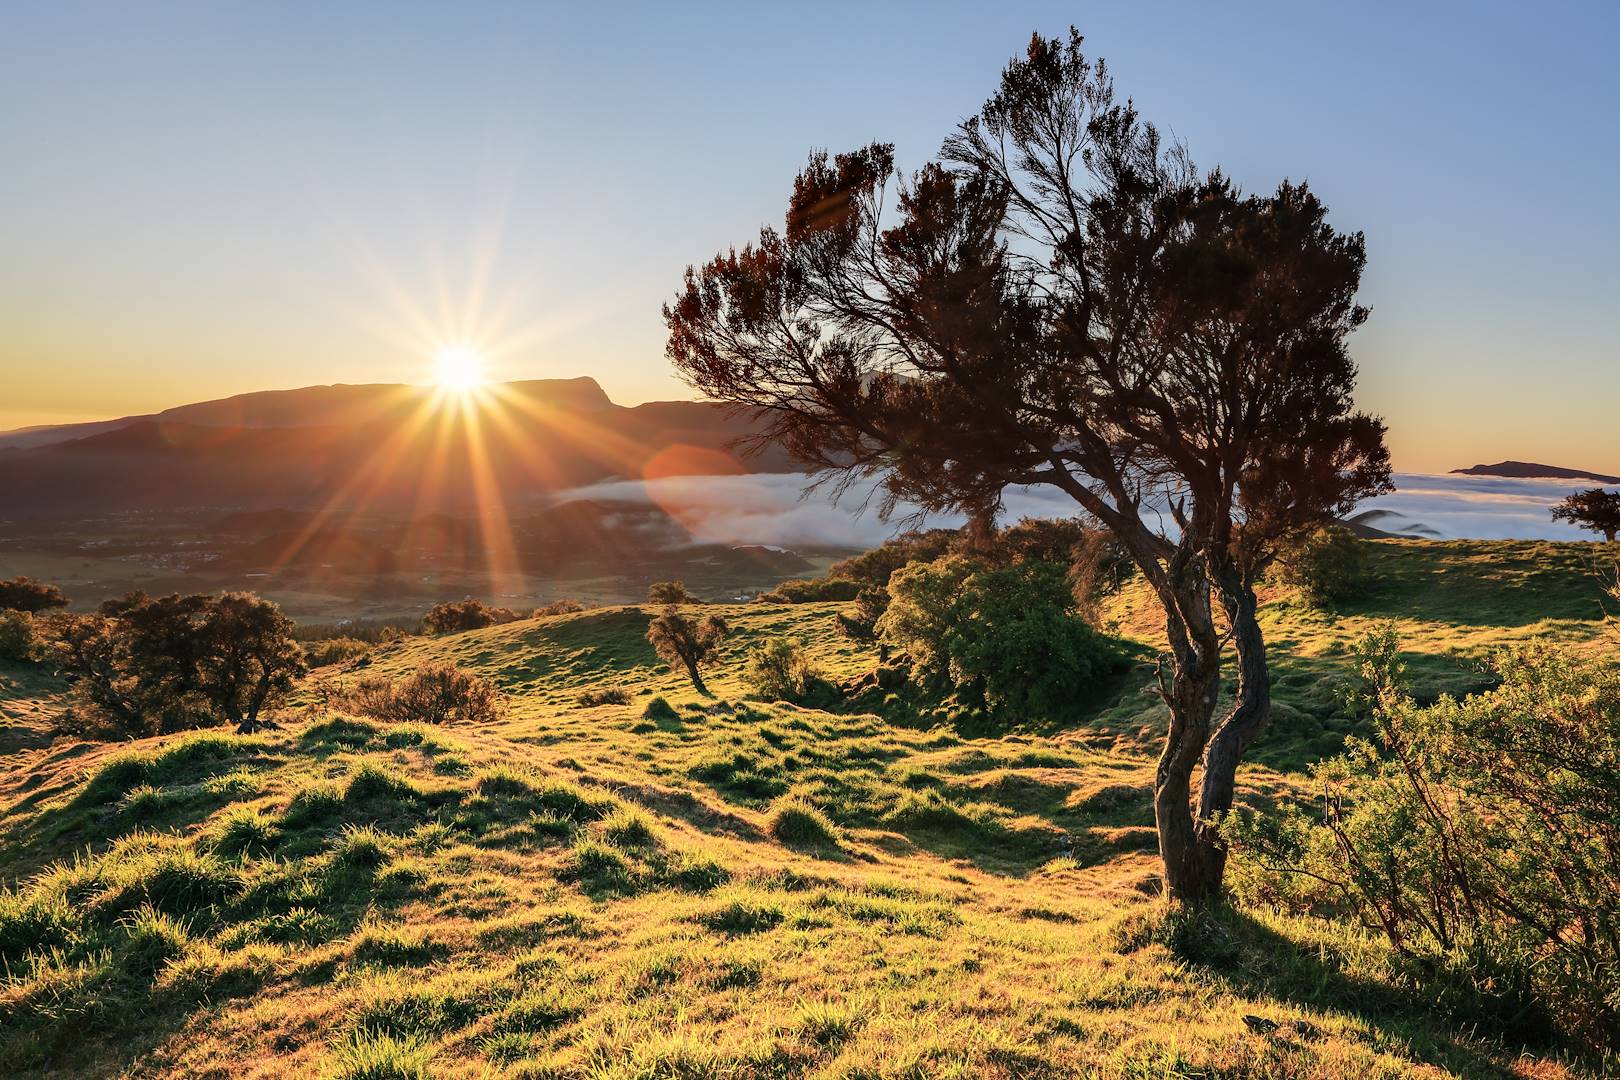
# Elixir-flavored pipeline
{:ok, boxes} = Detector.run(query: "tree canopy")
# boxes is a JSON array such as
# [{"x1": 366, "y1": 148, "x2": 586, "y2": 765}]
[
  {"x1": 665, "y1": 29, "x2": 1389, "y2": 904},
  {"x1": 1551, "y1": 487, "x2": 1620, "y2": 543}
]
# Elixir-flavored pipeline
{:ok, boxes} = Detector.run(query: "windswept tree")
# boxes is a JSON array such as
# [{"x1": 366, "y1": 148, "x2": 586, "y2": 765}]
[
  {"x1": 646, "y1": 606, "x2": 729, "y2": 695},
  {"x1": 1551, "y1": 487, "x2": 1620, "y2": 542},
  {"x1": 665, "y1": 30, "x2": 1389, "y2": 904},
  {"x1": 0, "y1": 576, "x2": 68, "y2": 614}
]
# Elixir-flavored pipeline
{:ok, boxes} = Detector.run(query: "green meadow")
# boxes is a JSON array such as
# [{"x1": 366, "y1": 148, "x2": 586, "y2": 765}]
[{"x1": 0, "y1": 538, "x2": 1612, "y2": 1079}]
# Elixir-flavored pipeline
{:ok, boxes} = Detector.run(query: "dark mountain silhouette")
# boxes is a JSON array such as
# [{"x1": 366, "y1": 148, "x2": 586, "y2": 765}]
[
  {"x1": 1451, "y1": 460, "x2": 1620, "y2": 484},
  {"x1": 0, "y1": 379, "x2": 796, "y2": 518}
]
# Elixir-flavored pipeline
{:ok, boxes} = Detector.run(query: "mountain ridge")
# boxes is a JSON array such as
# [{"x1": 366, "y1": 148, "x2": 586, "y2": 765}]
[{"x1": 0, "y1": 378, "x2": 795, "y2": 518}]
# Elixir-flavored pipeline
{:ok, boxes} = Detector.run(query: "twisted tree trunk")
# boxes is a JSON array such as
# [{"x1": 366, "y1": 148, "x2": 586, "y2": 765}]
[{"x1": 1151, "y1": 552, "x2": 1227, "y2": 907}]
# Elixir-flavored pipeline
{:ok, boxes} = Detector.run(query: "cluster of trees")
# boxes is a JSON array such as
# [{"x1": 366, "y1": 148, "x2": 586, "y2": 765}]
[
  {"x1": 49, "y1": 591, "x2": 305, "y2": 735},
  {"x1": 423, "y1": 598, "x2": 522, "y2": 634},
  {"x1": 1227, "y1": 629, "x2": 1620, "y2": 1052},
  {"x1": 665, "y1": 28, "x2": 1391, "y2": 905}
]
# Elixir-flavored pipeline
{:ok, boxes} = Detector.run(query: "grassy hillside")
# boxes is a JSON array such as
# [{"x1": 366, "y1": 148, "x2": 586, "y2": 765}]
[{"x1": 0, "y1": 540, "x2": 1612, "y2": 1078}]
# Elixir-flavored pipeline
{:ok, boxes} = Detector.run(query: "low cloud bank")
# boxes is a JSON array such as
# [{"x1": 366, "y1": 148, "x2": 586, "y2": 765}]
[
  {"x1": 1354, "y1": 473, "x2": 1617, "y2": 541},
  {"x1": 556, "y1": 471, "x2": 1614, "y2": 550}
]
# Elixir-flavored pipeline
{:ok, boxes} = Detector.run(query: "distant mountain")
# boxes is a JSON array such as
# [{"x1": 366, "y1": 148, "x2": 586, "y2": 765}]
[
  {"x1": 1450, "y1": 460, "x2": 1620, "y2": 484},
  {"x1": 0, "y1": 378, "x2": 798, "y2": 518}
]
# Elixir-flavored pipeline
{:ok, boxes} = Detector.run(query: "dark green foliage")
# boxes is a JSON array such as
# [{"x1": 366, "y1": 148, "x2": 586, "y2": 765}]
[
  {"x1": 1227, "y1": 630, "x2": 1620, "y2": 1052},
  {"x1": 833, "y1": 587, "x2": 889, "y2": 643},
  {"x1": 45, "y1": 591, "x2": 305, "y2": 736},
  {"x1": 877, "y1": 555, "x2": 1124, "y2": 724},
  {"x1": 1276, "y1": 524, "x2": 1371, "y2": 606},
  {"x1": 743, "y1": 636, "x2": 828, "y2": 704},
  {"x1": 641, "y1": 695, "x2": 678, "y2": 721},
  {"x1": 423, "y1": 598, "x2": 520, "y2": 634},
  {"x1": 753, "y1": 577, "x2": 863, "y2": 604},
  {"x1": 0, "y1": 575, "x2": 68, "y2": 614},
  {"x1": 1550, "y1": 487, "x2": 1620, "y2": 542},
  {"x1": 827, "y1": 530, "x2": 957, "y2": 588}
]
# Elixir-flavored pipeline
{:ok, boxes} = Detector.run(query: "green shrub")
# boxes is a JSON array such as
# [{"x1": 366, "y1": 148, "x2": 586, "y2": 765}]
[
  {"x1": 334, "y1": 662, "x2": 501, "y2": 726},
  {"x1": 303, "y1": 636, "x2": 373, "y2": 668},
  {"x1": 647, "y1": 581, "x2": 701, "y2": 605},
  {"x1": 1226, "y1": 631, "x2": 1620, "y2": 1052},
  {"x1": 877, "y1": 555, "x2": 1124, "y2": 724},
  {"x1": 1275, "y1": 524, "x2": 1370, "y2": 605},
  {"x1": 0, "y1": 609, "x2": 37, "y2": 661},
  {"x1": 743, "y1": 637, "x2": 821, "y2": 703},
  {"x1": 577, "y1": 687, "x2": 631, "y2": 707}
]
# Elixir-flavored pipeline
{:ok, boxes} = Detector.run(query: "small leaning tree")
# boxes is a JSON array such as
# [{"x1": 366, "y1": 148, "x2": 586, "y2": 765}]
[
  {"x1": 664, "y1": 30, "x2": 1389, "y2": 906},
  {"x1": 1551, "y1": 488, "x2": 1620, "y2": 543}
]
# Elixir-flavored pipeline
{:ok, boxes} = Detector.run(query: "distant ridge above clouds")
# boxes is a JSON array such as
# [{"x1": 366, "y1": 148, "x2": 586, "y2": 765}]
[{"x1": 1451, "y1": 460, "x2": 1620, "y2": 484}]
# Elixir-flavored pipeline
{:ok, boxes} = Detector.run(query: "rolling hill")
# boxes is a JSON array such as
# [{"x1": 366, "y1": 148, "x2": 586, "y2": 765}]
[{"x1": 0, "y1": 538, "x2": 1611, "y2": 1077}]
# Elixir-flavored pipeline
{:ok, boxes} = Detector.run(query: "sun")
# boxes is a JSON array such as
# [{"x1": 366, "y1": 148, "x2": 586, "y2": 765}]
[{"x1": 433, "y1": 345, "x2": 486, "y2": 392}]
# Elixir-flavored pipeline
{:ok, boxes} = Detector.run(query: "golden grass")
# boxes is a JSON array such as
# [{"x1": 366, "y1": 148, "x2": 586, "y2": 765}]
[{"x1": 0, "y1": 540, "x2": 1613, "y2": 1078}]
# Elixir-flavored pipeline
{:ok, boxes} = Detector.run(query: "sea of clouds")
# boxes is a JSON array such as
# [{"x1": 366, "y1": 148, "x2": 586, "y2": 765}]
[{"x1": 558, "y1": 471, "x2": 1616, "y2": 550}]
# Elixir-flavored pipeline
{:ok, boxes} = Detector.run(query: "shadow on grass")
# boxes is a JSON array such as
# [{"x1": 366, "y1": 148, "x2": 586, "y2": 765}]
[{"x1": 1135, "y1": 904, "x2": 1571, "y2": 1079}]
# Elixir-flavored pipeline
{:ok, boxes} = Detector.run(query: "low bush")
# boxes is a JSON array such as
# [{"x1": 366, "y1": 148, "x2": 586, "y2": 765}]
[
  {"x1": 877, "y1": 554, "x2": 1124, "y2": 724},
  {"x1": 0, "y1": 609, "x2": 37, "y2": 662},
  {"x1": 303, "y1": 637, "x2": 373, "y2": 668},
  {"x1": 333, "y1": 663, "x2": 502, "y2": 726},
  {"x1": 647, "y1": 581, "x2": 702, "y2": 605},
  {"x1": 0, "y1": 576, "x2": 68, "y2": 614},
  {"x1": 1275, "y1": 524, "x2": 1370, "y2": 606},
  {"x1": 742, "y1": 637, "x2": 820, "y2": 702},
  {"x1": 531, "y1": 599, "x2": 587, "y2": 617},
  {"x1": 1226, "y1": 630, "x2": 1620, "y2": 1053},
  {"x1": 577, "y1": 687, "x2": 630, "y2": 707}
]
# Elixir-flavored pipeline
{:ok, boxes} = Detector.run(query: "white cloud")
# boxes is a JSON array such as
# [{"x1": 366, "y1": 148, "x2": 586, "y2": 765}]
[{"x1": 554, "y1": 470, "x2": 1615, "y2": 550}]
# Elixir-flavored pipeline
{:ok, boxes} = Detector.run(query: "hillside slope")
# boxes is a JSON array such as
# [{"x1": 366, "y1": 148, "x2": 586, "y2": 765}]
[{"x1": 0, "y1": 540, "x2": 1613, "y2": 1078}]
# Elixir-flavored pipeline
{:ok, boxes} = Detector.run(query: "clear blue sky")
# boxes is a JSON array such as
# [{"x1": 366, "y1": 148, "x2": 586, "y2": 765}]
[{"x1": 2, "y1": 0, "x2": 1616, "y2": 471}]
